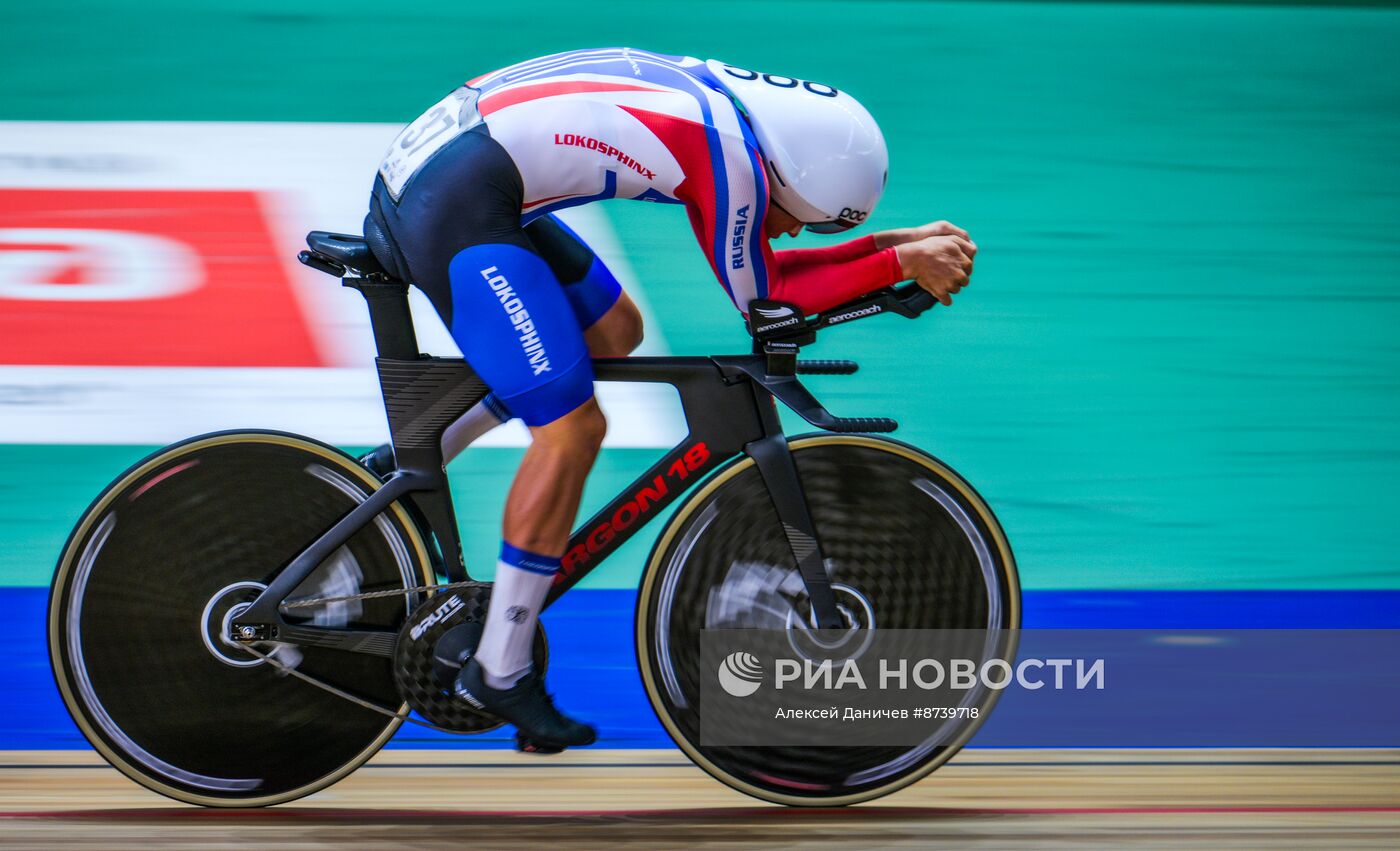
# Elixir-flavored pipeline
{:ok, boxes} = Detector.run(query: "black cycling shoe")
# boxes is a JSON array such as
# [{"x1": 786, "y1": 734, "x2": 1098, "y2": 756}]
[
  {"x1": 454, "y1": 658, "x2": 597, "y2": 750},
  {"x1": 358, "y1": 443, "x2": 395, "y2": 480}
]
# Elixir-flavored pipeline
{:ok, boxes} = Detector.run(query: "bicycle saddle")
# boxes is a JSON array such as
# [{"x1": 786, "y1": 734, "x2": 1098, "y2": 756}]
[{"x1": 304, "y1": 231, "x2": 388, "y2": 277}]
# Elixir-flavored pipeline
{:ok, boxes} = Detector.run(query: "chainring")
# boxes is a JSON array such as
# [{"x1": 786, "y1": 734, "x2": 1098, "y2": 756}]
[{"x1": 392, "y1": 583, "x2": 547, "y2": 734}]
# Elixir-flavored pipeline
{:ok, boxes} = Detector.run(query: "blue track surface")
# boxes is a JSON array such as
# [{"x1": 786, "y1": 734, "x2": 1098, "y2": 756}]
[{"x1": 11, "y1": 588, "x2": 1400, "y2": 750}]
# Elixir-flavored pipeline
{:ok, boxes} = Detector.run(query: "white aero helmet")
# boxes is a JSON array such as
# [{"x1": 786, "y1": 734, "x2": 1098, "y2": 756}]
[{"x1": 707, "y1": 59, "x2": 888, "y2": 234}]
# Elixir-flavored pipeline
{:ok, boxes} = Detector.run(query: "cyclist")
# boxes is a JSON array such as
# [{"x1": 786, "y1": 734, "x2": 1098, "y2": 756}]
[{"x1": 362, "y1": 47, "x2": 977, "y2": 751}]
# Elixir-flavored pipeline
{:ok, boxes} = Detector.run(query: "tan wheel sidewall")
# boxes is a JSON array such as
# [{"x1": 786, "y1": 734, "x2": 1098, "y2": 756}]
[
  {"x1": 48, "y1": 431, "x2": 434, "y2": 808},
  {"x1": 635, "y1": 434, "x2": 1020, "y2": 807}
]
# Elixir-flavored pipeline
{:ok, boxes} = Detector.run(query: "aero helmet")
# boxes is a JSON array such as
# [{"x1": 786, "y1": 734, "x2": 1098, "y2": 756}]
[{"x1": 707, "y1": 59, "x2": 888, "y2": 233}]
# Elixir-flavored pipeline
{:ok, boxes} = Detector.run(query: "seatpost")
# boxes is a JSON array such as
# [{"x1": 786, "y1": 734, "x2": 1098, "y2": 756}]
[{"x1": 343, "y1": 278, "x2": 420, "y2": 359}]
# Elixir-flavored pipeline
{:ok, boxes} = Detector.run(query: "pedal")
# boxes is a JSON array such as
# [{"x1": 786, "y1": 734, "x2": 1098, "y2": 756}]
[{"x1": 515, "y1": 734, "x2": 567, "y2": 755}]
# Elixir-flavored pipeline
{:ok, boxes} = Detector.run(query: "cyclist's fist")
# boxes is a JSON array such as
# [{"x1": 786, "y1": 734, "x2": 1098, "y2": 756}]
[{"x1": 894, "y1": 233, "x2": 976, "y2": 306}]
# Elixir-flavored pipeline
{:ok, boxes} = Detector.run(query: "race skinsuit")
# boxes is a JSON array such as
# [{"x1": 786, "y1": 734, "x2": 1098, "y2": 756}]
[{"x1": 365, "y1": 47, "x2": 904, "y2": 427}]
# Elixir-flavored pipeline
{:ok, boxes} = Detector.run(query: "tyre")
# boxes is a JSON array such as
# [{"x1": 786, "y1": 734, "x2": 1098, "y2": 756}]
[
  {"x1": 49, "y1": 431, "x2": 433, "y2": 807},
  {"x1": 637, "y1": 434, "x2": 1019, "y2": 806}
]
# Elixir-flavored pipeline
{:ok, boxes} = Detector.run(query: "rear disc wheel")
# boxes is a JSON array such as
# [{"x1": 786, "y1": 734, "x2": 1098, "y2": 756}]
[{"x1": 48, "y1": 431, "x2": 433, "y2": 807}]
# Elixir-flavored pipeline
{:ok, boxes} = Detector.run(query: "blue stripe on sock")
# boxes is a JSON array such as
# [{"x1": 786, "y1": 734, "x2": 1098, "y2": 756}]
[{"x1": 500, "y1": 541, "x2": 561, "y2": 575}]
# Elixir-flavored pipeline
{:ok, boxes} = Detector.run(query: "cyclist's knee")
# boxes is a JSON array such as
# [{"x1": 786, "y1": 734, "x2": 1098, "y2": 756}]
[{"x1": 529, "y1": 397, "x2": 606, "y2": 458}]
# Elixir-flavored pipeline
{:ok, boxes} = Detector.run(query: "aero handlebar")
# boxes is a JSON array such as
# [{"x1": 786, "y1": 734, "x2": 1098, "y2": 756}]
[
  {"x1": 747, "y1": 281, "x2": 936, "y2": 345},
  {"x1": 722, "y1": 282, "x2": 939, "y2": 435}
]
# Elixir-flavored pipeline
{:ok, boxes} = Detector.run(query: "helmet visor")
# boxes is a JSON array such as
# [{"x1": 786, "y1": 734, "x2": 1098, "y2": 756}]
[{"x1": 804, "y1": 219, "x2": 857, "y2": 235}]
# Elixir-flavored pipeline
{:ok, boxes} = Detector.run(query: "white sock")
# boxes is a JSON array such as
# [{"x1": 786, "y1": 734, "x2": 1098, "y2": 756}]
[
  {"x1": 441, "y1": 394, "x2": 510, "y2": 463},
  {"x1": 473, "y1": 544, "x2": 560, "y2": 690}
]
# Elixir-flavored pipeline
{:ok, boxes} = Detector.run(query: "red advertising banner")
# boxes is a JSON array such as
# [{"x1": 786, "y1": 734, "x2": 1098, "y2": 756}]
[{"x1": 0, "y1": 188, "x2": 323, "y2": 366}]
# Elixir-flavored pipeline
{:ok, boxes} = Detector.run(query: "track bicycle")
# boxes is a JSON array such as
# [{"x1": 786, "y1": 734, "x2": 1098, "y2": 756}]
[{"x1": 49, "y1": 230, "x2": 1019, "y2": 807}]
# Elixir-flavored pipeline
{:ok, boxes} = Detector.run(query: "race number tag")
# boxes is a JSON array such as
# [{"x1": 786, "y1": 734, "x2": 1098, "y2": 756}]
[{"x1": 378, "y1": 86, "x2": 482, "y2": 201}]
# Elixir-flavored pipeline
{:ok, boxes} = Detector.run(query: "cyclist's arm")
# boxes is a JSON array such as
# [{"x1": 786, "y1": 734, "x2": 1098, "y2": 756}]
[
  {"x1": 762, "y1": 237, "x2": 904, "y2": 314},
  {"x1": 763, "y1": 221, "x2": 979, "y2": 312}
]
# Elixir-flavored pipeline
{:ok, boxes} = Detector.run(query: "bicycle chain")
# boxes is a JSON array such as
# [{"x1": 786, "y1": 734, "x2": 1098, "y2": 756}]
[{"x1": 279, "y1": 578, "x2": 479, "y2": 609}]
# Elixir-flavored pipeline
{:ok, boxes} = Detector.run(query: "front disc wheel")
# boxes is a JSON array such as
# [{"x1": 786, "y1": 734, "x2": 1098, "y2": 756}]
[{"x1": 637, "y1": 434, "x2": 1020, "y2": 806}]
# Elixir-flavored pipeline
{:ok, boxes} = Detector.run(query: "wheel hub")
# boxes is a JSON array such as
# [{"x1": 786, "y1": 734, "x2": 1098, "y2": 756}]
[
  {"x1": 200, "y1": 581, "x2": 269, "y2": 668},
  {"x1": 786, "y1": 581, "x2": 876, "y2": 661}
]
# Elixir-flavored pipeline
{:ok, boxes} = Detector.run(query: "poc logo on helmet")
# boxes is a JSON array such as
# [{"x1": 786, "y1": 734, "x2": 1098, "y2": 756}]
[
  {"x1": 717, "y1": 651, "x2": 764, "y2": 697},
  {"x1": 839, "y1": 207, "x2": 869, "y2": 224}
]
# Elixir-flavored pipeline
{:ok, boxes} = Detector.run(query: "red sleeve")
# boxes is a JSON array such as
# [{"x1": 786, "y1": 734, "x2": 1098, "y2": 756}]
[{"x1": 763, "y1": 235, "x2": 905, "y2": 314}]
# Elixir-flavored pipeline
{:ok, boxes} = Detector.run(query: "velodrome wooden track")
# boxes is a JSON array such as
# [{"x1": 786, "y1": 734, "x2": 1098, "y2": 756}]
[{"x1": 2, "y1": 748, "x2": 1397, "y2": 848}]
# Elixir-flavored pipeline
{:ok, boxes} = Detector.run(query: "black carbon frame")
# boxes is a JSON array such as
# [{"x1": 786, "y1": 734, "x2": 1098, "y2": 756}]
[{"x1": 232, "y1": 273, "x2": 935, "y2": 650}]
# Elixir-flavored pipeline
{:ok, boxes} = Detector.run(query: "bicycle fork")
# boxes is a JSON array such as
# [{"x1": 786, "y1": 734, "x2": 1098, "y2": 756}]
[{"x1": 744, "y1": 387, "x2": 846, "y2": 631}]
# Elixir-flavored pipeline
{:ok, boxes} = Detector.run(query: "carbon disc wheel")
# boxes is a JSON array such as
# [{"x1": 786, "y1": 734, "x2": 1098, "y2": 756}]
[
  {"x1": 637, "y1": 434, "x2": 1019, "y2": 806},
  {"x1": 48, "y1": 431, "x2": 433, "y2": 807}
]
